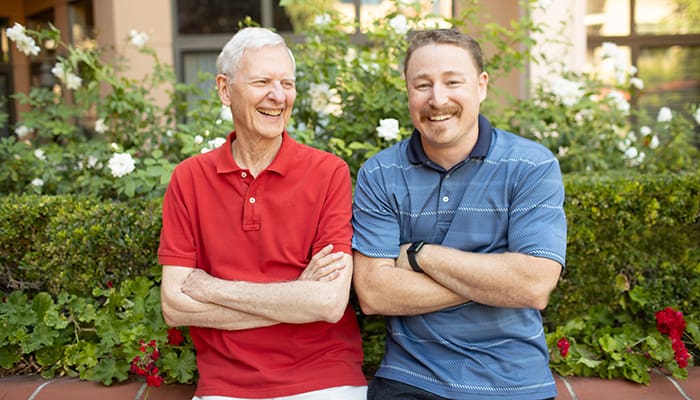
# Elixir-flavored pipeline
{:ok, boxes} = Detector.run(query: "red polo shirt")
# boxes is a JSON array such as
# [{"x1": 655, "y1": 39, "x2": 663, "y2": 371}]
[{"x1": 158, "y1": 131, "x2": 365, "y2": 398}]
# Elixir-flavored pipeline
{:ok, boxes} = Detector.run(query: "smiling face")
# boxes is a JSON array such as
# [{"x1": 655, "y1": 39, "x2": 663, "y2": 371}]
[
  {"x1": 405, "y1": 43, "x2": 488, "y2": 164},
  {"x1": 217, "y1": 44, "x2": 296, "y2": 141}
]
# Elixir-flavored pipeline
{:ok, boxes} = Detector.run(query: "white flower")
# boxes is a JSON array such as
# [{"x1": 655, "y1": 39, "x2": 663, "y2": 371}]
[
  {"x1": 65, "y1": 73, "x2": 82, "y2": 90},
  {"x1": 313, "y1": 14, "x2": 331, "y2": 26},
  {"x1": 308, "y1": 82, "x2": 342, "y2": 116},
  {"x1": 51, "y1": 63, "x2": 65, "y2": 79},
  {"x1": 31, "y1": 178, "x2": 44, "y2": 187},
  {"x1": 6, "y1": 23, "x2": 40, "y2": 56},
  {"x1": 208, "y1": 137, "x2": 226, "y2": 149},
  {"x1": 51, "y1": 62, "x2": 82, "y2": 90},
  {"x1": 627, "y1": 150, "x2": 645, "y2": 166},
  {"x1": 220, "y1": 106, "x2": 233, "y2": 122},
  {"x1": 640, "y1": 126, "x2": 652, "y2": 136},
  {"x1": 629, "y1": 77, "x2": 644, "y2": 90},
  {"x1": 87, "y1": 155, "x2": 100, "y2": 169},
  {"x1": 657, "y1": 107, "x2": 673, "y2": 122},
  {"x1": 129, "y1": 29, "x2": 149, "y2": 48},
  {"x1": 110, "y1": 142, "x2": 120, "y2": 151},
  {"x1": 601, "y1": 42, "x2": 618, "y2": 59},
  {"x1": 624, "y1": 146, "x2": 639, "y2": 159},
  {"x1": 15, "y1": 125, "x2": 32, "y2": 139},
  {"x1": 649, "y1": 135, "x2": 660, "y2": 149},
  {"x1": 34, "y1": 149, "x2": 46, "y2": 160},
  {"x1": 388, "y1": 15, "x2": 409, "y2": 35},
  {"x1": 95, "y1": 118, "x2": 108, "y2": 134},
  {"x1": 549, "y1": 77, "x2": 584, "y2": 107},
  {"x1": 557, "y1": 146, "x2": 569, "y2": 157},
  {"x1": 108, "y1": 152, "x2": 136, "y2": 177},
  {"x1": 166, "y1": 129, "x2": 173, "y2": 137},
  {"x1": 193, "y1": 135, "x2": 204, "y2": 144},
  {"x1": 694, "y1": 107, "x2": 700, "y2": 125},
  {"x1": 6, "y1": 23, "x2": 28, "y2": 42},
  {"x1": 201, "y1": 137, "x2": 226, "y2": 153},
  {"x1": 376, "y1": 118, "x2": 400, "y2": 141},
  {"x1": 606, "y1": 90, "x2": 630, "y2": 114},
  {"x1": 534, "y1": 0, "x2": 553, "y2": 9}
]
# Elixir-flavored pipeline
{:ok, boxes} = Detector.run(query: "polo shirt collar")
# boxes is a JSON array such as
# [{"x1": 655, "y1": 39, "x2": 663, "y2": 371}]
[
  {"x1": 407, "y1": 114, "x2": 493, "y2": 167},
  {"x1": 214, "y1": 130, "x2": 294, "y2": 176}
]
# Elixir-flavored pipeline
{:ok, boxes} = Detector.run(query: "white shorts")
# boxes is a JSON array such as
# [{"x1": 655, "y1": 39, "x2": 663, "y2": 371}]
[{"x1": 193, "y1": 385, "x2": 367, "y2": 400}]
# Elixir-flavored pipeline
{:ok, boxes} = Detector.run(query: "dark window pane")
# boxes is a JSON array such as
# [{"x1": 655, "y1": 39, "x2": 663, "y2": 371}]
[
  {"x1": 177, "y1": 0, "x2": 260, "y2": 34},
  {"x1": 273, "y1": 4, "x2": 294, "y2": 32}
]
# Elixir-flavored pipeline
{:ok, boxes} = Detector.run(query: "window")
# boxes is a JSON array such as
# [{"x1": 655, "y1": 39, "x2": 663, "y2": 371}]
[{"x1": 585, "y1": 0, "x2": 700, "y2": 118}]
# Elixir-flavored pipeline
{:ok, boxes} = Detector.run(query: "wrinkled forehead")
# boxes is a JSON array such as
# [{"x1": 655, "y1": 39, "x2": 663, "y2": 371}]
[{"x1": 239, "y1": 45, "x2": 295, "y2": 77}]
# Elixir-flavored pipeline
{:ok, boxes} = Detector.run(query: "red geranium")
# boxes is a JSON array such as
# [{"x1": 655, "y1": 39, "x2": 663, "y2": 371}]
[
  {"x1": 655, "y1": 307, "x2": 691, "y2": 369},
  {"x1": 167, "y1": 327, "x2": 185, "y2": 346},
  {"x1": 557, "y1": 337, "x2": 570, "y2": 358},
  {"x1": 131, "y1": 339, "x2": 163, "y2": 386}
]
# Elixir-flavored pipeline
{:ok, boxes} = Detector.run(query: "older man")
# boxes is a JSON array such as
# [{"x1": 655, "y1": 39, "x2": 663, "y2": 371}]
[{"x1": 159, "y1": 27, "x2": 366, "y2": 400}]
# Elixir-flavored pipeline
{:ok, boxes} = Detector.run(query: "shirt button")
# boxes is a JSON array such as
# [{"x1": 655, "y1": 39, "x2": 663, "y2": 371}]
[
  {"x1": 241, "y1": 172, "x2": 247, "y2": 178},
  {"x1": 249, "y1": 197, "x2": 256, "y2": 203},
  {"x1": 442, "y1": 196, "x2": 449, "y2": 203}
]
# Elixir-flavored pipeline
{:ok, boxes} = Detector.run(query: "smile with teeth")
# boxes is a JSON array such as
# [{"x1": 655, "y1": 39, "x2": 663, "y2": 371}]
[
  {"x1": 258, "y1": 108, "x2": 283, "y2": 116},
  {"x1": 429, "y1": 114, "x2": 453, "y2": 121}
]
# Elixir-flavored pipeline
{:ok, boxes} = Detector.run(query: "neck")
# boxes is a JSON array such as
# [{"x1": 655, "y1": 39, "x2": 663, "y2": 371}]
[{"x1": 231, "y1": 133, "x2": 283, "y2": 177}]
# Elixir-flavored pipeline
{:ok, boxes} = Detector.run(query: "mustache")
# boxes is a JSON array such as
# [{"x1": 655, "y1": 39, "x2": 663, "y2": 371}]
[{"x1": 419, "y1": 104, "x2": 461, "y2": 119}]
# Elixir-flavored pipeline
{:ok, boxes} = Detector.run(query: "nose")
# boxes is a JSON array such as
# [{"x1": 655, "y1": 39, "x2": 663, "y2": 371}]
[
  {"x1": 268, "y1": 81, "x2": 286, "y2": 102},
  {"x1": 429, "y1": 84, "x2": 448, "y2": 107}
]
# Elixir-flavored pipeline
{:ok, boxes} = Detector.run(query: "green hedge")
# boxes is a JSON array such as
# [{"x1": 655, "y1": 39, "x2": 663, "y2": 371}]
[
  {"x1": 549, "y1": 172, "x2": 700, "y2": 326},
  {"x1": 1, "y1": 172, "x2": 699, "y2": 384},
  {"x1": 0, "y1": 195, "x2": 162, "y2": 295}
]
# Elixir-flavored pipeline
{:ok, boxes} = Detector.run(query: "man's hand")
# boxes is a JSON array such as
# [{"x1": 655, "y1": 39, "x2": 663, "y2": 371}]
[
  {"x1": 298, "y1": 244, "x2": 347, "y2": 282},
  {"x1": 181, "y1": 268, "x2": 216, "y2": 303}
]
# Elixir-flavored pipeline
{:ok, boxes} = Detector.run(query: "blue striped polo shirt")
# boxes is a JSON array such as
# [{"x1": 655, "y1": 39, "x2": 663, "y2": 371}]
[{"x1": 352, "y1": 115, "x2": 567, "y2": 399}]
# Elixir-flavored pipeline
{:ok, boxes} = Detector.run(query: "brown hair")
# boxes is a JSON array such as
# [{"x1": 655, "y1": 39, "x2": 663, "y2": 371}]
[{"x1": 403, "y1": 29, "x2": 484, "y2": 76}]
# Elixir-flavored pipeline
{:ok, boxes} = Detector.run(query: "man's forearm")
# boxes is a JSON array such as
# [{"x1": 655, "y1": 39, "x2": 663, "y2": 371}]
[{"x1": 413, "y1": 245, "x2": 561, "y2": 309}]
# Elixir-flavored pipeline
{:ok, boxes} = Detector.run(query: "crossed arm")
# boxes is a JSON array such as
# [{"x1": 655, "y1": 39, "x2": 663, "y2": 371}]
[
  {"x1": 161, "y1": 244, "x2": 354, "y2": 330},
  {"x1": 352, "y1": 245, "x2": 562, "y2": 316}
]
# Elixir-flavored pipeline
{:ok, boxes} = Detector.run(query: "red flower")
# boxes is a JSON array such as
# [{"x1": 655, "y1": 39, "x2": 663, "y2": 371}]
[
  {"x1": 167, "y1": 327, "x2": 185, "y2": 346},
  {"x1": 146, "y1": 374, "x2": 164, "y2": 387},
  {"x1": 557, "y1": 337, "x2": 570, "y2": 358},
  {"x1": 131, "y1": 338, "x2": 163, "y2": 383},
  {"x1": 655, "y1": 307, "x2": 691, "y2": 369}
]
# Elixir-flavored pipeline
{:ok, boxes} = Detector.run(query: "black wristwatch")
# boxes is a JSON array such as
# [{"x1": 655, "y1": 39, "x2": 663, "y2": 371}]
[{"x1": 407, "y1": 241, "x2": 426, "y2": 273}]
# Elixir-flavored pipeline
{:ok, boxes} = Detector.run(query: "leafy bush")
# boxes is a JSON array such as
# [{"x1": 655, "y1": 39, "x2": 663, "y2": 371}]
[
  {"x1": 0, "y1": 195, "x2": 162, "y2": 295},
  {"x1": 0, "y1": 276, "x2": 196, "y2": 385},
  {"x1": 546, "y1": 172, "x2": 700, "y2": 383}
]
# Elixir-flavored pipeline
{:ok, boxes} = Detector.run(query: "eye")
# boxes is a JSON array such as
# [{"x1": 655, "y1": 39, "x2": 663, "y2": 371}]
[
  {"x1": 446, "y1": 80, "x2": 462, "y2": 87},
  {"x1": 415, "y1": 82, "x2": 431, "y2": 90},
  {"x1": 281, "y1": 80, "x2": 296, "y2": 90},
  {"x1": 251, "y1": 79, "x2": 268, "y2": 87}
]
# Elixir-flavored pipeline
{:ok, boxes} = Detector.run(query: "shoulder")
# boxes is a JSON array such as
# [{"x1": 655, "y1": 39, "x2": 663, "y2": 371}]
[
  {"x1": 293, "y1": 141, "x2": 349, "y2": 170},
  {"x1": 488, "y1": 128, "x2": 558, "y2": 166},
  {"x1": 359, "y1": 140, "x2": 410, "y2": 175}
]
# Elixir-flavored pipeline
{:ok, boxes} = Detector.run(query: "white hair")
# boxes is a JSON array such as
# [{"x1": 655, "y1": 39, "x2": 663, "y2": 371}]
[{"x1": 216, "y1": 27, "x2": 296, "y2": 81}]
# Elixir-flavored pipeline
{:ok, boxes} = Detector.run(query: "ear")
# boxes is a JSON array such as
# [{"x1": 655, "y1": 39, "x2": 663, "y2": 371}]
[
  {"x1": 478, "y1": 71, "x2": 489, "y2": 103},
  {"x1": 216, "y1": 74, "x2": 231, "y2": 106}
]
